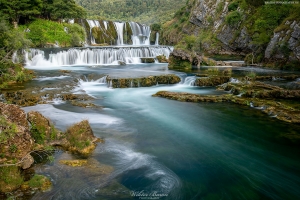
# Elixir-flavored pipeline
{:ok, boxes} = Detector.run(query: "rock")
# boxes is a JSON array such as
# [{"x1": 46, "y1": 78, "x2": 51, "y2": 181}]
[
  {"x1": 64, "y1": 120, "x2": 99, "y2": 156},
  {"x1": 0, "y1": 103, "x2": 34, "y2": 163},
  {"x1": 156, "y1": 55, "x2": 169, "y2": 63},
  {"x1": 168, "y1": 49, "x2": 202, "y2": 68},
  {"x1": 194, "y1": 76, "x2": 230, "y2": 86},
  {"x1": 59, "y1": 159, "x2": 88, "y2": 167},
  {"x1": 141, "y1": 58, "x2": 155, "y2": 63},
  {"x1": 107, "y1": 74, "x2": 180, "y2": 88},
  {"x1": 20, "y1": 154, "x2": 34, "y2": 170},
  {"x1": 27, "y1": 111, "x2": 61, "y2": 144},
  {"x1": 0, "y1": 166, "x2": 24, "y2": 193},
  {"x1": 118, "y1": 60, "x2": 126, "y2": 65}
]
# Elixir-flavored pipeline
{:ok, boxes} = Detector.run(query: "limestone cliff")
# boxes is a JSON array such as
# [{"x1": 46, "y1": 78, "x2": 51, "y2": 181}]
[{"x1": 161, "y1": 0, "x2": 300, "y2": 69}]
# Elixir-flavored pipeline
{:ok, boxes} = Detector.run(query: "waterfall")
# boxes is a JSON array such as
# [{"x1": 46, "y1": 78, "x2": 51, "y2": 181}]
[
  {"x1": 183, "y1": 76, "x2": 196, "y2": 86},
  {"x1": 155, "y1": 32, "x2": 159, "y2": 45},
  {"x1": 129, "y1": 22, "x2": 151, "y2": 45},
  {"x1": 26, "y1": 46, "x2": 173, "y2": 66},
  {"x1": 115, "y1": 22, "x2": 124, "y2": 45},
  {"x1": 83, "y1": 19, "x2": 152, "y2": 46}
]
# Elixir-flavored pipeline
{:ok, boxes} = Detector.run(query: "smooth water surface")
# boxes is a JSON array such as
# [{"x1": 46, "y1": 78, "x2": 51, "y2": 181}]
[{"x1": 23, "y1": 63, "x2": 300, "y2": 200}]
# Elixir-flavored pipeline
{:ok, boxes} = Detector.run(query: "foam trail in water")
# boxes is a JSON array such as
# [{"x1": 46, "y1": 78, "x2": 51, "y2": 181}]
[{"x1": 22, "y1": 104, "x2": 122, "y2": 129}]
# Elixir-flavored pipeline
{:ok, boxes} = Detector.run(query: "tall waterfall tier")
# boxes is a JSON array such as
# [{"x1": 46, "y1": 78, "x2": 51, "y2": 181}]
[
  {"x1": 78, "y1": 19, "x2": 155, "y2": 46},
  {"x1": 26, "y1": 46, "x2": 173, "y2": 66}
]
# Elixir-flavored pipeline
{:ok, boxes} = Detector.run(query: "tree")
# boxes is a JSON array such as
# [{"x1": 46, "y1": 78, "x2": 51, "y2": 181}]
[
  {"x1": 0, "y1": 0, "x2": 42, "y2": 25},
  {"x1": 50, "y1": 0, "x2": 87, "y2": 22}
]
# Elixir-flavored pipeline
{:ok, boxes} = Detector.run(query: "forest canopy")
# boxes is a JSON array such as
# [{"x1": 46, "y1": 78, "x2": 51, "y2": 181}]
[{"x1": 74, "y1": 0, "x2": 186, "y2": 24}]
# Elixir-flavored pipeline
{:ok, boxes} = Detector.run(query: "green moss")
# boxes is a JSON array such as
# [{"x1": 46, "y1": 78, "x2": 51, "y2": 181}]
[
  {"x1": 0, "y1": 166, "x2": 23, "y2": 193},
  {"x1": 28, "y1": 174, "x2": 45, "y2": 188},
  {"x1": 0, "y1": 115, "x2": 17, "y2": 143}
]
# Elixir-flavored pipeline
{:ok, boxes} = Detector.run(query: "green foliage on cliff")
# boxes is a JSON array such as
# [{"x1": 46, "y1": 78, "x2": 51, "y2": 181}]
[
  {"x1": 226, "y1": 11, "x2": 242, "y2": 26},
  {"x1": 20, "y1": 19, "x2": 86, "y2": 47},
  {"x1": 74, "y1": 0, "x2": 186, "y2": 24},
  {"x1": 0, "y1": 20, "x2": 34, "y2": 89},
  {"x1": 162, "y1": 0, "x2": 300, "y2": 68}
]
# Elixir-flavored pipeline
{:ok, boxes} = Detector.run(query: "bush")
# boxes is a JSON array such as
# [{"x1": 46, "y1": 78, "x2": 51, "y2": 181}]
[
  {"x1": 226, "y1": 11, "x2": 242, "y2": 26},
  {"x1": 228, "y1": 2, "x2": 239, "y2": 11},
  {"x1": 184, "y1": 35, "x2": 196, "y2": 50}
]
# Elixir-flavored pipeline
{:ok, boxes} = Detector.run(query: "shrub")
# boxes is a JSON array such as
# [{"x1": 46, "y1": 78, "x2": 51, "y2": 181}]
[
  {"x1": 228, "y1": 2, "x2": 239, "y2": 11},
  {"x1": 226, "y1": 11, "x2": 242, "y2": 26}
]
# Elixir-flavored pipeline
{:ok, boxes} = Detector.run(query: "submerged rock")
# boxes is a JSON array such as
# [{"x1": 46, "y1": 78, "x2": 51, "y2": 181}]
[{"x1": 153, "y1": 91, "x2": 300, "y2": 125}]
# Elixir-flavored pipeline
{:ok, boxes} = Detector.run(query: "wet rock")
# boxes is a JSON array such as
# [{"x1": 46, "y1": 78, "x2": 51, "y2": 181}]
[
  {"x1": 153, "y1": 90, "x2": 300, "y2": 125},
  {"x1": 21, "y1": 174, "x2": 52, "y2": 192},
  {"x1": 64, "y1": 120, "x2": 101, "y2": 156},
  {"x1": 168, "y1": 49, "x2": 202, "y2": 68},
  {"x1": 27, "y1": 111, "x2": 61, "y2": 144},
  {"x1": 156, "y1": 55, "x2": 169, "y2": 63},
  {"x1": 141, "y1": 58, "x2": 155, "y2": 63},
  {"x1": 107, "y1": 74, "x2": 180, "y2": 88},
  {"x1": 20, "y1": 154, "x2": 34, "y2": 170},
  {"x1": 194, "y1": 76, "x2": 230, "y2": 86}
]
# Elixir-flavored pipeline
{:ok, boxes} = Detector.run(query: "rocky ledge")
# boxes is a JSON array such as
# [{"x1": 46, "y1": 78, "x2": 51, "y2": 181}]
[
  {"x1": 106, "y1": 74, "x2": 181, "y2": 88},
  {"x1": 153, "y1": 77, "x2": 300, "y2": 126}
]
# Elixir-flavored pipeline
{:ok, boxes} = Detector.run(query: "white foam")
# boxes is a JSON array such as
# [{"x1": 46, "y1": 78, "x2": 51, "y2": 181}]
[{"x1": 22, "y1": 104, "x2": 122, "y2": 128}]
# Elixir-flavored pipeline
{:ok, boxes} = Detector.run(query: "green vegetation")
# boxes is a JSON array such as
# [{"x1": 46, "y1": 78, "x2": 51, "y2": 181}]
[
  {"x1": 0, "y1": 166, "x2": 23, "y2": 193},
  {"x1": 0, "y1": 0, "x2": 86, "y2": 25},
  {"x1": 65, "y1": 120, "x2": 93, "y2": 150},
  {"x1": 75, "y1": 0, "x2": 186, "y2": 24},
  {"x1": 0, "y1": 116, "x2": 17, "y2": 144},
  {"x1": 28, "y1": 174, "x2": 46, "y2": 188},
  {"x1": 226, "y1": 11, "x2": 242, "y2": 26},
  {"x1": 21, "y1": 19, "x2": 86, "y2": 47},
  {"x1": 30, "y1": 123, "x2": 46, "y2": 144},
  {"x1": 162, "y1": 0, "x2": 300, "y2": 69}
]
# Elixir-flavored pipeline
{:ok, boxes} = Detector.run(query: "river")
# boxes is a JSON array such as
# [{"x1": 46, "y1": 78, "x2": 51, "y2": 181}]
[{"x1": 22, "y1": 62, "x2": 300, "y2": 200}]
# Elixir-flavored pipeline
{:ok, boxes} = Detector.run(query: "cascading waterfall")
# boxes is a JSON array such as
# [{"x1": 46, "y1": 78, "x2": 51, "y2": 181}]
[
  {"x1": 26, "y1": 46, "x2": 173, "y2": 66},
  {"x1": 114, "y1": 22, "x2": 124, "y2": 45},
  {"x1": 129, "y1": 21, "x2": 151, "y2": 45},
  {"x1": 86, "y1": 19, "x2": 98, "y2": 45},
  {"x1": 83, "y1": 19, "x2": 151, "y2": 46},
  {"x1": 155, "y1": 32, "x2": 159, "y2": 45}
]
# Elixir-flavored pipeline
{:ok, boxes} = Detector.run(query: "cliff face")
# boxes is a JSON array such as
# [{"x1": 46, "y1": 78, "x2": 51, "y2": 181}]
[{"x1": 161, "y1": 0, "x2": 300, "y2": 69}]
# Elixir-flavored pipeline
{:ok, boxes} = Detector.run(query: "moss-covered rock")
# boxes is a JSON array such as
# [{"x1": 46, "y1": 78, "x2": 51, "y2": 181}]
[
  {"x1": 168, "y1": 49, "x2": 202, "y2": 69},
  {"x1": 59, "y1": 159, "x2": 88, "y2": 167},
  {"x1": 141, "y1": 58, "x2": 155, "y2": 63},
  {"x1": 27, "y1": 111, "x2": 61, "y2": 145},
  {"x1": 195, "y1": 76, "x2": 230, "y2": 86},
  {"x1": 0, "y1": 166, "x2": 24, "y2": 193},
  {"x1": 107, "y1": 74, "x2": 180, "y2": 88},
  {"x1": 153, "y1": 90, "x2": 300, "y2": 125},
  {"x1": 64, "y1": 120, "x2": 102, "y2": 156},
  {"x1": 156, "y1": 55, "x2": 169, "y2": 63},
  {"x1": 21, "y1": 174, "x2": 52, "y2": 192}
]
